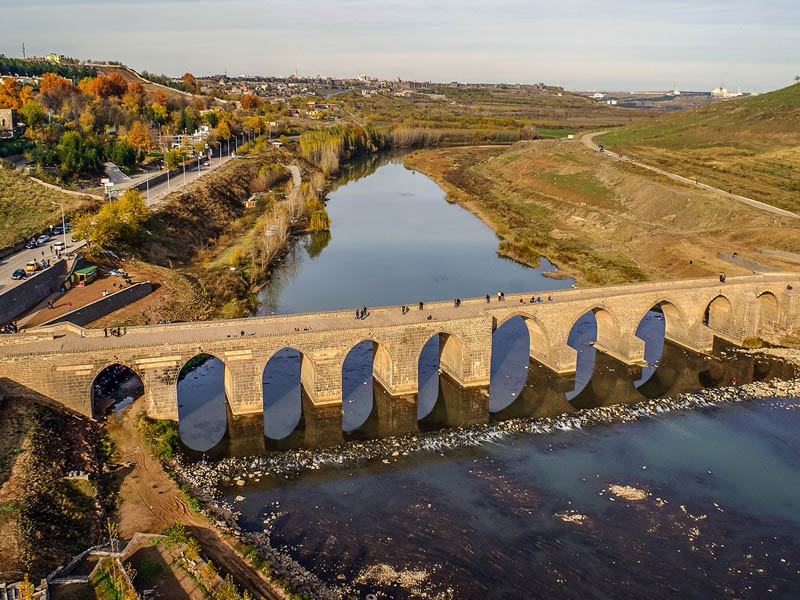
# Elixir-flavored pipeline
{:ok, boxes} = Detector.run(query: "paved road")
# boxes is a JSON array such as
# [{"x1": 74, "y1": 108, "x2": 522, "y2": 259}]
[
  {"x1": 0, "y1": 238, "x2": 85, "y2": 296},
  {"x1": 117, "y1": 156, "x2": 235, "y2": 208},
  {"x1": 581, "y1": 132, "x2": 799, "y2": 220}
]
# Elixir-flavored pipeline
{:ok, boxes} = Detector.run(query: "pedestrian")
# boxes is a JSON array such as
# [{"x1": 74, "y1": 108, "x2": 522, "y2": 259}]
[
  {"x1": 547, "y1": 296, "x2": 552, "y2": 302},
  {"x1": 454, "y1": 298, "x2": 458, "y2": 307},
  {"x1": 50, "y1": 245, "x2": 53, "y2": 254},
  {"x1": 41, "y1": 250, "x2": 45, "y2": 259},
  {"x1": 497, "y1": 291, "x2": 502, "y2": 301},
  {"x1": 419, "y1": 301, "x2": 424, "y2": 310},
  {"x1": 485, "y1": 294, "x2": 490, "y2": 303},
  {"x1": 362, "y1": 306, "x2": 368, "y2": 319},
  {"x1": 355, "y1": 309, "x2": 359, "y2": 320},
  {"x1": 787, "y1": 285, "x2": 793, "y2": 290},
  {"x1": 68, "y1": 302, "x2": 72, "y2": 311},
  {"x1": 501, "y1": 291, "x2": 505, "y2": 301},
  {"x1": 731, "y1": 377, "x2": 737, "y2": 387},
  {"x1": 104, "y1": 327, "x2": 108, "y2": 337}
]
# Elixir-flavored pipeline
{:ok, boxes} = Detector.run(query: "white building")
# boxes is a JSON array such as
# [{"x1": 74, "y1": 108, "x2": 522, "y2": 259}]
[{"x1": 711, "y1": 86, "x2": 743, "y2": 99}]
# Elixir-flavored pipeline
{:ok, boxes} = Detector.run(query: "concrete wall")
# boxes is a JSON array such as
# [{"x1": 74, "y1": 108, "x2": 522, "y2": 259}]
[
  {"x1": 38, "y1": 282, "x2": 153, "y2": 327},
  {"x1": 0, "y1": 260, "x2": 67, "y2": 324}
]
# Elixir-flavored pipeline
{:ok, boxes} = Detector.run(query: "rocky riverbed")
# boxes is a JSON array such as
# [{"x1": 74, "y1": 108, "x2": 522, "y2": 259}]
[{"x1": 169, "y1": 352, "x2": 800, "y2": 599}]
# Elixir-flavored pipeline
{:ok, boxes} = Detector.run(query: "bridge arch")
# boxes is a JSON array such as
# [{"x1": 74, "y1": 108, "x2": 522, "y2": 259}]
[
  {"x1": 757, "y1": 291, "x2": 779, "y2": 334},
  {"x1": 340, "y1": 337, "x2": 398, "y2": 433},
  {"x1": 176, "y1": 352, "x2": 229, "y2": 452},
  {"x1": 703, "y1": 294, "x2": 733, "y2": 328},
  {"x1": 495, "y1": 312, "x2": 552, "y2": 365},
  {"x1": 416, "y1": 330, "x2": 468, "y2": 420},
  {"x1": 88, "y1": 362, "x2": 145, "y2": 419},
  {"x1": 261, "y1": 346, "x2": 313, "y2": 440},
  {"x1": 632, "y1": 300, "x2": 686, "y2": 388}
]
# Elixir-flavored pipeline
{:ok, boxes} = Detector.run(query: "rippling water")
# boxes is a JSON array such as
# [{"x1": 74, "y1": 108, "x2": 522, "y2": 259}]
[{"x1": 226, "y1": 396, "x2": 800, "y2": 599}]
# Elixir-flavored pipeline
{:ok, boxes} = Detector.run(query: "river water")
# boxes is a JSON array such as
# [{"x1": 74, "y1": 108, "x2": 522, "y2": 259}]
[{"x1": 168, "y1": 152, "x2": 800, "y2": 598}]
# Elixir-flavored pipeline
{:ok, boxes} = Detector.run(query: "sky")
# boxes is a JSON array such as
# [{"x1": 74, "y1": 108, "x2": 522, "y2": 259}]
[{"x1": 1, "y1": 0, "x2": 798, "y2": 92}]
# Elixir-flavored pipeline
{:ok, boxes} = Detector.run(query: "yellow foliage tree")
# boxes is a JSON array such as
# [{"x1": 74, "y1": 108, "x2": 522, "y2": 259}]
[
  {"x1": 128, "y1": 120, "x2": 152, "y2": 152},
  {"x1": 216, "y1": 120, "x2": 231, "y2": 140},
  {"x1": 18, "y1": 574, "x2": 34, "y2": 600}
]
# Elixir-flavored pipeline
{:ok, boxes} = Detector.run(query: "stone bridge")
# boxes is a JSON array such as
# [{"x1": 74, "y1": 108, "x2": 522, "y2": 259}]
[{"x1": 0, "y1": 274, "x2": 797, "y2": 447}]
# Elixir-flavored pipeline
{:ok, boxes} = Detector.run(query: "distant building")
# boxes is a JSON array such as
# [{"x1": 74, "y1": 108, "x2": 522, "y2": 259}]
[
  {"x1": 0, "y1": 108, "x2": 24, "y2": 139},
  {"x1": 45, "y1": 52, "x2": 67, "y2": 64},
  {"x1": 711, "y1": 86, "x2": 743, "y2": 99},
  {"x1": 592, "y1": 92, "x2": 605, "y2": 99}
]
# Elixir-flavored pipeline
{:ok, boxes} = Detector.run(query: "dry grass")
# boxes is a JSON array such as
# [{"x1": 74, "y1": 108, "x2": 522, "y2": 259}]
[
  {"x1": 405, "y1": 139, "x2": 800, "y2": 285},
  {"x1": 598, "y1": 83, "x2": 800, "y2": 211},
  {"x1": 0, "y1": 169, "x2": 98, "y2": 248}
]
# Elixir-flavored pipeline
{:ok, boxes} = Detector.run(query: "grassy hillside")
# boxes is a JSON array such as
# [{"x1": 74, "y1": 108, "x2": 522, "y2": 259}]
[
  {"x1": 405, "y1": 139, "x2": 800, "y2": 285},
  {"x1": 598, "y1": 83, "x2": 800, "y2": 211},
  {"x1": 0, "y1": 170, "x2": 98, "y2": 248}
]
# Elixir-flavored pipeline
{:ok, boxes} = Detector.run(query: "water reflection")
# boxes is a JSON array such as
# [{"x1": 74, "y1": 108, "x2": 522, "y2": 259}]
[
  {"x1": 257, "y1": 154, "x2": 574, "y2": 315},
  {"x1": 177, "y1": 354, "x2": 227, "y2": 452}
]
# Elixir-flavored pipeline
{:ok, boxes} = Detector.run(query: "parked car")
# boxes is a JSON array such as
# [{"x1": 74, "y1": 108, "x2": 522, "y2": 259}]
[
  {"x1": 25, "y1": 239, "x2": 37, "y2": 249},
  {"x1": 54, "y1": 241, "x2": 66, "y2": 252},
  {"x1": 36, "y1": 234, "x2": 50, "y2": 245},
  {"x1": 11, "y1": 269, "x2": 26, "y2": 280},
  {"x1": 25, "y1": 260, "x2": 41, "y2": 272},
  {"x1": 53, "y1": 226, "x2": 63, "y2": 235}
]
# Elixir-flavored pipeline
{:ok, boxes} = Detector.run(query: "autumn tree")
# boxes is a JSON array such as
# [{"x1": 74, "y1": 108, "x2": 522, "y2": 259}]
[
  {"x1": 40, "y1": 72, "x2": 77, "y2": 111},
  {"x1": 216, "y1": 120, "x2": 231, "y2": 140},
  {"x1": 154, "y1": 89, "x2": 168, "y2": 106},
  {"x1": 19, "y1": 100, "x2": 46, "y2": 129},
  {"x1": 182, "y1": 72, "x2": 199, "y2": 92},
  {"x1": 0, "y1": 76, "x2": 34, "y2": 109},
  {"x1": 127, "y1": 120, "x2": 152, "y2": 152},
  {"x1": 106, "y1": 71, "x2": 129, "y2": 97},
  {"x1": 126, "y1": 80, "x2": 146, "y2": 103},
  {"x1": 240, "y1": 94, "x2": 259, "y2": 111},
  {"x1": 74, "y1": 189, "x2": 149, "y2": 248},
  {"x1": 165, "y1": 148, "x2": 185, "y2": 169},
  {"x1": 18, "y1": 574, "x2": 34, "y2": 600}
]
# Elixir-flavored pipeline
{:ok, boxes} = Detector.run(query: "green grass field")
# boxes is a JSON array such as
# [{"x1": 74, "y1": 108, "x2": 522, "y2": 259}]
[
  {"x1": 0, "y1": 169, "x2": 97, "y2": 248},
  {"x1": 598, "y1": 83, "x2": 800, "y2": 211}
]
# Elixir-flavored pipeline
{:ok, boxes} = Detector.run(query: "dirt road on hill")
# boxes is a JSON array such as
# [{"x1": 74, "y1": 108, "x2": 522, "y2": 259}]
[
  {"x1": 582, "y1": 132, "x2": 798, "y2": 219},
  {"x1": 110, "y1": 400, "x2": 285, "y2": 600}
]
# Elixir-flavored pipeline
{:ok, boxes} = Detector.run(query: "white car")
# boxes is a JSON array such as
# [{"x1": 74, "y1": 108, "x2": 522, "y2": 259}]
[
  {"x1": 54, "y1": 241, "x2": 66, "y2": 252},
  {"x1": 37, "y1": 234, "x2": 50, "y2": 245}
]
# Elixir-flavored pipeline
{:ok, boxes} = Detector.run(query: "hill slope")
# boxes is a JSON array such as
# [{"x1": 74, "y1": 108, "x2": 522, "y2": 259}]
[{"x1": 597, "y1": 83, "x2": 800, "y2": 211}]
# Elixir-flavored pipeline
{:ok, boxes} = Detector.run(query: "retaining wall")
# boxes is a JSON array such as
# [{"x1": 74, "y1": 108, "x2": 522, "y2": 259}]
[
  {"x1": 0, "y1": 260, "x2": 67, "y2": 324},
  {"x1": 38, "y1": 282, "x2": 153, "y2": 327}
]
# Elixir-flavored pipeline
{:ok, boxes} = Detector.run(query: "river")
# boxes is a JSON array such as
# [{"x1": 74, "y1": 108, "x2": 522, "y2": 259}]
[{"x1": 165, "y1": 152, "x2": 800, "y2": 598}]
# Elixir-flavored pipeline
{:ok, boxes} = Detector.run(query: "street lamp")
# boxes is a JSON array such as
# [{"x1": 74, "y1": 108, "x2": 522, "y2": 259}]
[
  {"x1": 51, "y1": 201, "x2": 66, "y2": 251},
  {"x1": 217, "y1": 141, "x2": 222, "y2": 166},
  {"x1": 165, "y1": 160, "x2": 170, "y2": 191},
  {"x1": 182, "y1": 158, "x2": 186, "y2": 185}
]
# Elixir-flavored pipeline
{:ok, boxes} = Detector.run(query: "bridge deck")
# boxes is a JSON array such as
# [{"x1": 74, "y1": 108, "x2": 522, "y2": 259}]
[{"x1": 0, "y1": 273, "x2": 793, "y2": 359}]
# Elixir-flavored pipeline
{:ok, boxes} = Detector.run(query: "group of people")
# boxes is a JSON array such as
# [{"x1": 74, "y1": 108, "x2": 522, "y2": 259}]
[
  {"x1": 526, "y1": 296, "x2": 552, "y2": 303},
  {"x1": 400, "y1": 305, "x2": 411, "y2": 314},
  {"x1": 355, "y1": 306, "x2": 369, "y2": 320},
  {"x1": 104, "y1": 327, "x2": 126, "y2": 337},
  {"x1": 453, "y1": 298, "x2": 462, "y2": 307},
  {"x1": 1, "y1": 321, "x2": 18, "y2": 334}
]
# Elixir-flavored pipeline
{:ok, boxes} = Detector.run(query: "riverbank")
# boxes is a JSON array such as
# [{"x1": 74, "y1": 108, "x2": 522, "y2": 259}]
[{"x1": 404, "y1": 141, "x2": 800, "y2": 285}]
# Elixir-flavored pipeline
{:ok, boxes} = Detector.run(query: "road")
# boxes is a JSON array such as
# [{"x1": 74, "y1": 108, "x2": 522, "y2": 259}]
[
  {"x1": 0, "y1": 237, "x2": 85, "y2": 296},
  {"x1": 118, "y1": 155, "x2": 235, "y2": 208},
  {"x1": 581, "y1": 132, "x2": 799, "y2": 220}
]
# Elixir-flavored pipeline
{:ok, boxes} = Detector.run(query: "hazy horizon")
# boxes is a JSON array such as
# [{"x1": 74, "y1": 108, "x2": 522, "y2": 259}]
[{"x1": 1, "y1": 0, "x2": 798, "y2": 92}]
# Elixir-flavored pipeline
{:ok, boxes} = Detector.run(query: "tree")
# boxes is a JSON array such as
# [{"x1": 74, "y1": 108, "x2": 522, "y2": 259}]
[
  {"x1": 56, "y1": 130, "x2": 103, "y2": 177},
  {"x1": 40, "y1": 72, "x2": 76, "y2": 111},
  {"x1": 127, "y1": 81, "x2": 147, "y2": 103},
  {"x1": 154, "y1": 89, "x2": 168, "y2": 106},
  {"x1": 182, "y1": 72, "x2": 199, "y2": 93},
  {"x1": 205, "y1": 111, "x2": 219, "y2": 128},
  {"x1": 74, "y1": 189, "x2": 149, "y2": 248},
  {"x1": 18, "y1": 574, "x2": 34, "y2": 600},
  {"x1": 0, "y1": 76, "x2": 34, "y2": 109},
  {"x1": 216, "y1": 120, "x2": 231, "y2": 140},
  {"x1": 128, "y1": 120, "x2": 152, "y2": 152},
  {"x1": 165, "y1": 148, "x2": 185, "y2": 169},
  {"x1": 240, "y1": 94, "x2": 259, "y2": 111},
  {"x1": 19, "y1": 100, "x2": 46, "y2": 129},
  {"x1": 106, "y1": 72, "x2": 129, "y2": 97},
  {"x1": 110, "y1": 138, "x2": 137, "y2": 169}
]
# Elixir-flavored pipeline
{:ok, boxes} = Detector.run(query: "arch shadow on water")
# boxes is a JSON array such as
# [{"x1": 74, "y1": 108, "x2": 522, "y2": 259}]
[
  {"x1": 177, "y1": 353, "x2": 228, "y2": 453},
  {"x1": 489, "y1": 316, "x2": 530, "y2": 414},
  {"x1": 90, "y1": 363, "x2": 144, "y2": 420},
  {"x1": 261, "y1": 347, "x2": 307, "y2": 450},
  {"x1": 342, "y1": 340, "x2": 386, "y2": 439}
]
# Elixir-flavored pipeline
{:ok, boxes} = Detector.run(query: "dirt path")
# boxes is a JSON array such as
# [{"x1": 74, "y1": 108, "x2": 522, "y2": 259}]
[
  {"x1": 109, "y1": 400, "x2": 285, "y2": 600},
  {"x1": 582, "y1": 132, "x2": 799, "y2": 219}
]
